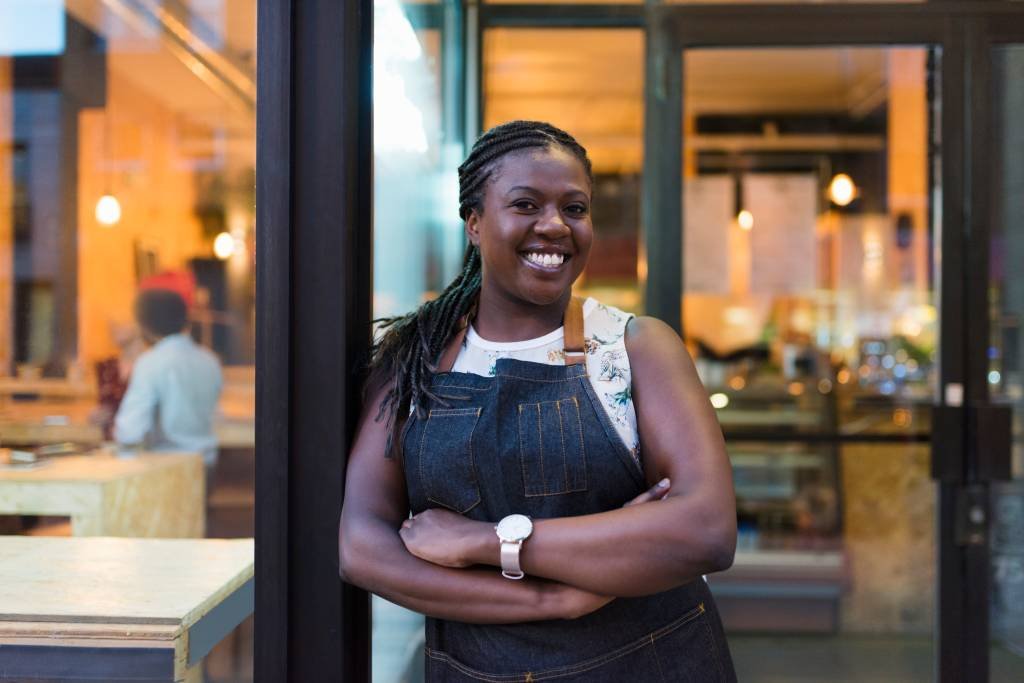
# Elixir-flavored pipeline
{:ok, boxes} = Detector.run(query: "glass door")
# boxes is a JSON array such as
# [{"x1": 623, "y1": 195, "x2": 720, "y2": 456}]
[
  {"x1": 679, "y1": 43, "x2": 940, "y2": 682},
  {"x1": 987, "y1": 40, "x2": 1024, "y2": 683},
  {"x1": 641, "y1": 7, "x2": 970, "y2": 681}
]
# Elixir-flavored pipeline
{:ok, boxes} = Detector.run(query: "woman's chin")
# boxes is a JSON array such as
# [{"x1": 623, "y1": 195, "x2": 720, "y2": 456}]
[{"x1": 519, "y1": 283, "x2": 575, "y2": 307}]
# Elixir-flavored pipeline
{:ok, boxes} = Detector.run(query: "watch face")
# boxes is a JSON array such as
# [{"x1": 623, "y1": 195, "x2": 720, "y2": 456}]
[{"x1": 497, "y1": 514, "x2": 533, "y2": 542}]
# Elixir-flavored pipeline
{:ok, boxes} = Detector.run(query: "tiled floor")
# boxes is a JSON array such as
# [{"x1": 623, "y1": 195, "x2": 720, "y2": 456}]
[{"x1": 730, "y1": 635, "x2": 1024, "y2": 683}]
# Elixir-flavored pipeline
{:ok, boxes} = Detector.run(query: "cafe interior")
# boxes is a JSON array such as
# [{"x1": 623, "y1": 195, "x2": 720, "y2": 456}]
[
  {"x1": 2, "y1": 1, "x2": 1023, "y2": 682},
  {"x1": 1, "y1": 1, "x2": 256, "y2": 681}
]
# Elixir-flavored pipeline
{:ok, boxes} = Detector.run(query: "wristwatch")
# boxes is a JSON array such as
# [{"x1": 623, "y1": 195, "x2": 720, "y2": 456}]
[{"x1": 495, "y1": 514, "x2": 533, "y2": 580}]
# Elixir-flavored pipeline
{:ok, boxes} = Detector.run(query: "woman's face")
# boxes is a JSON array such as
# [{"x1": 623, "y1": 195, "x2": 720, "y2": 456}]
[{"x1": 466, "y1": 145, "x2": 593, "y2": 307}]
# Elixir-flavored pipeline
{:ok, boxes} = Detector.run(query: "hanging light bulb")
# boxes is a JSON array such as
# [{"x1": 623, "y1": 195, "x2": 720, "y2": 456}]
[
  {"x1": 96, "y1": 106, "x2": 121, "y2": 227},
  {"x1": 95, "y1": 194, "x2": 122, "y2": 226},
  {"x1": 213, "y1": 231, "x2": 236, "y2": 260},
  {"x1": 828, "y1": 173, "x2": 857, "y2": 207},
  {"x1": 737, "y1": 209, "x2": 754, "y2": 231}
]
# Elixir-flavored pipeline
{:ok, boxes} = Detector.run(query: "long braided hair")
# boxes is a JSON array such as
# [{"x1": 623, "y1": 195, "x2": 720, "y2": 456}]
[{"x1": 367, "y1": 120, "x2": 593, "y2": 457}]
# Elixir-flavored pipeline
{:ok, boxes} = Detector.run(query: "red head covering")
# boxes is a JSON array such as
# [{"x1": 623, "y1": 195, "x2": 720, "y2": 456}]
[{"x1": 138, "y1": 270, "x2": 196, "y2": 309}]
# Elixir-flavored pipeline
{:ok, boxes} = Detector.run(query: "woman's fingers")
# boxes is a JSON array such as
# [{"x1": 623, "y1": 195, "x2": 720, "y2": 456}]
[{"x1": 623, "y1": 478, "x2": 671, "y2": 507}]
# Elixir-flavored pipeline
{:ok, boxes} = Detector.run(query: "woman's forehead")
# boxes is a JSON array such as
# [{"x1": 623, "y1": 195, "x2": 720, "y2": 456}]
[{"x1": 489, "y1": 146, "x2": 590, "y2": 192}]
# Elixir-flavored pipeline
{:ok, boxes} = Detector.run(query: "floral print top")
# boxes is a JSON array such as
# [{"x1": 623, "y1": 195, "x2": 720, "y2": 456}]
[{"x1": 451, "y1": 297, "x2": 640, "y2": 463}]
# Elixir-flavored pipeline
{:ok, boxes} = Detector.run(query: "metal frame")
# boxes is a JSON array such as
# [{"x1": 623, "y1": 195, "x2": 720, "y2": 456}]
[
  {"x1": 962, "y1": 15, "x2": 1024, "y2": 682},
  {"x1": 253, "y1": 1, "x2": 1024, "y2": 680},
  {"x1": 255, "y1": 1, "x2": 373, "y2": 681},
  {"x1": 645, "y1": 4, "x2": 1024, "y2": 682}
]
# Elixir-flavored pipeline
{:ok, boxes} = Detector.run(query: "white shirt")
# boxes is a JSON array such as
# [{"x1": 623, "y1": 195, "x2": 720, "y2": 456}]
[
  {"x1": 114, "y1": 333, "x2": 223, "y2": 465},
  {"x1": 451, "y1": 297, "x2": 640, "y2": 463}
]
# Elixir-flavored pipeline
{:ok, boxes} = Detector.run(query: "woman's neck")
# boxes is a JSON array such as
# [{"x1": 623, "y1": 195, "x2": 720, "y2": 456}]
[{"x1": 472, "y1": 287, "x2": 571, "y2": 343}]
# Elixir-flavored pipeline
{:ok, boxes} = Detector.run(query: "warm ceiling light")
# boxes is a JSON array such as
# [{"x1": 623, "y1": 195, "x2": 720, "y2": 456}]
[
  {"x1": 213, "y1": 232, "x2": 236, "y2": 260},
  {"x1": 709, "y1": 392, "x2": 730, "y2": 409},
  {"x1": 95, "y1": 195, "x2": 121, "y2": 226},
  {"x1": 828, "y1": 173, "x2": 856, "y2": 207},
  {"x1": 737, "y1": 210, "x2": 754, "y2": 231}
]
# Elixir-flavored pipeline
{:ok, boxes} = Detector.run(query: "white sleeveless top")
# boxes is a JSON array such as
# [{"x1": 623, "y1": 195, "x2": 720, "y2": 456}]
[{"x1": 452, "y1": 297, "x2": 640, "y2": 463}]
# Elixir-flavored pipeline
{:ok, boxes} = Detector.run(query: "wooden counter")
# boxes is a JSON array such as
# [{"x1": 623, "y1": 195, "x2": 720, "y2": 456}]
[
  {"x1": 0, "y1": 536, "x2": 253, "y2": 682},
  {"x1": 0, "y1": 451, "x2": 204, "y2": 537}
]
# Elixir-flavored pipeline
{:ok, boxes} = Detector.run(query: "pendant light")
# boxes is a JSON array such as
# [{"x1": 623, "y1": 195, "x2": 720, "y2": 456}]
[
  {"x1": 95, "y1": 106, "x2": 121, "y2": 227},
  {"x1": 828, "y1": 173, "x2": 857, "y2": 207}
]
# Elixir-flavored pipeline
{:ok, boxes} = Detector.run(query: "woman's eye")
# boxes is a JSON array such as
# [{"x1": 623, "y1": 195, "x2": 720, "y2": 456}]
[
  {"x1": 565, "y1": 204, "x2": 589, "y2": 216},
  {"x1": 512, "y1": 200, "x2": 537, "y2": 211}
]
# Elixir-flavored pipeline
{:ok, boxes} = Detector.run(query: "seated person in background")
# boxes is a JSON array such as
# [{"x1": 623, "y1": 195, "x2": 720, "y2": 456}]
[
  {"x1": 92, "y1": 321, "x2": 147, "y2": 440},
  {"x1": 114, "y1": 289, "x2": 223, "y2": 468}
]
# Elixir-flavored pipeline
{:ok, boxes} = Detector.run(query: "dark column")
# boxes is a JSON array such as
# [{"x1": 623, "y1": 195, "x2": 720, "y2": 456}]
[
  {"x1": 641, "y1": 7, "x2": 682, "y2": 333},
  {"x1": 255, "y1": 0, "x2": 373, "y2": 681}
]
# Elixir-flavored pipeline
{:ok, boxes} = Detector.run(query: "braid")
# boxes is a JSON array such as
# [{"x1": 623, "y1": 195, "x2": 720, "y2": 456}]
[{"x1": 366, "y1": 121, "x2": 592, "y2": 458}]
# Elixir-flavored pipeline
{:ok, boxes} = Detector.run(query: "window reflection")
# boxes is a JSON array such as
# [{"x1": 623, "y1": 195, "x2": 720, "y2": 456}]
[
  {"x1": 371, "y1": 1, "x2": 459, "y2": 680},
  {"x1": 990, "y1": 44, "x2": 1024, "y2": 665},
  {"x1": 683, "y1": 47, "x2": 937, "y2": 660},
  {"x1": 0, "y1": 2, "x2": 255, "y2": 679}
]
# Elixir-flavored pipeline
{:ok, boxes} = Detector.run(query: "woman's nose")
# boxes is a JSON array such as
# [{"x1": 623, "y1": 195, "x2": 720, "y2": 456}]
[{"x1": 534, "y1": 209, "x2": 571, "y2": 238}]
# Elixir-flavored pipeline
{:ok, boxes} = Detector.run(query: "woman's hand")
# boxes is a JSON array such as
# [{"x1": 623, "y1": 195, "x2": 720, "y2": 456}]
[
  {"x1": 623, "y1": 478, "x2": 671, "y2": 507},
  {"x1": 399, "y1": 508, "x2": 494, "y2": 568},
  {"x1": 400, "y1": 480, "x2": 671, "y2": 570}
]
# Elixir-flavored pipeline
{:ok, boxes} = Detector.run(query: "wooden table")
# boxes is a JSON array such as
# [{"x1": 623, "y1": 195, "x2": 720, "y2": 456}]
[
  {"x1": 0, "y1": 398, "x2": 255, "y2": 448},
  {"x1": 0, "y1": 451, "x2": 205, "y2": 537},
  {"x1": 0, "y1": 536, "x2": 253, "y2": 682},
  {"x1": 0, "y1": 377, "x2": 95, "y2": 400}
]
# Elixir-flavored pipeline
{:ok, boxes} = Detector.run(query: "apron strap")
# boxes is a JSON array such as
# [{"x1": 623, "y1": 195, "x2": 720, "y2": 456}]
[
  {"x1": 563, "y1": 295, "x2": 586, "y2": 366},
  {"x1": 436, "y1": 295, "x2": 587, "y2": 373}
]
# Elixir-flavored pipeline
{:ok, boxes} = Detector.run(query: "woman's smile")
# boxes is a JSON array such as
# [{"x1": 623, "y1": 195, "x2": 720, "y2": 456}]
[{"x1": 519, "y1": 249, "x2": 570, "y2": 273}]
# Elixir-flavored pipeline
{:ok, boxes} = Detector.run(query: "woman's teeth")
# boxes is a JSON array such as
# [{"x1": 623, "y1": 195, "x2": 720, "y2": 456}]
[{"x1": 524, "y1": 252, "x2": 565, "y2": 267}]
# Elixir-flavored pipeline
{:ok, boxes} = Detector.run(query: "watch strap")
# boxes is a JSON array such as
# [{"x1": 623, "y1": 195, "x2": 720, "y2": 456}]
[{"x1": 500, "y1": 540, "x2": 525, "y2": 580}]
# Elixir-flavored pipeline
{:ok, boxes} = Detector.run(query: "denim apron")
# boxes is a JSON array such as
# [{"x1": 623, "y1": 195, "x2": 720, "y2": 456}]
[{"x1": 402, "y1": 298, "x2": 736, "y2": 682}]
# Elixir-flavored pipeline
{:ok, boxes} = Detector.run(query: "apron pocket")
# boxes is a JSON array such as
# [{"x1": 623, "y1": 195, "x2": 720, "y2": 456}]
[
  {"x1": 517, "y1": 397, "x2": 588, "y2": 497},
  {"x1": 650, "y1": 602, "x2": 734, "y2": 683},
  {"x1": 419, "y1": 407, "x2": 482, "y2": 513}
]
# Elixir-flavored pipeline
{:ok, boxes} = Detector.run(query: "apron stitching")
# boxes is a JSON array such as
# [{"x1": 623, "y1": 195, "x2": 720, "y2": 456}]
[
  {"x1": 495, "y1": 374, "x2": 581, "y2": 383},
  {"x1": 699, "y1": 601, "x2": 728, "y2": 683},
  {"x1": 556, "y1": 400, "x2": 569, "y2": 490},
  {"x1": 650, "y1": 633, "x2": 667, "y2": 683},
  {"x1": 536, "y1": 403, "x2": 545, "y2": 494},
  {"x1": 426, "y1": 603, "x2": 708, "y2": 681},
  {"x1": 518, "y1": 404, "x2": 530, "y2": 496},
  {"x1": 577, "y1": 374, "x2": 644, "y2": 484},
  {"x1": 571, "y1": 395, "x2": 588, "y2": 489}
]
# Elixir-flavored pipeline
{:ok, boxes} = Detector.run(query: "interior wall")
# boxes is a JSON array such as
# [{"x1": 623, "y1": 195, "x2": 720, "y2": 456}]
[
  {"x1": 887, "y1": 48, "x2": 929, "y2": 293},
  {"x1": 77, "y1": 67, "x2": 207, "y2": 366},
  {"x1": 0, "y1": 58, "x2": 11, "y2": 372}
]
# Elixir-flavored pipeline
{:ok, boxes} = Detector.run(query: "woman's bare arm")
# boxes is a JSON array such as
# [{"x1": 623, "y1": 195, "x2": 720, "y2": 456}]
[
  {"x1": 401, "y1": 316, "x2": 737, "y2": 597},
  {"x1": 338, "y1": 380, "x2": 612, "y2": 623}
]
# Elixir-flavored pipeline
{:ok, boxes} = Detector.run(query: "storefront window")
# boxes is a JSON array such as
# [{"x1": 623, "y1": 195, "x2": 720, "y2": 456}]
[
  {"x1": 372, "y1": 0, "x2": 462, "y2": 679},
  {"x1": 680, "y1": 45, "x2": 937, "y2": 675},
  {"x1": 0, "y1": 1, "x2": 255, "y2": 679},
  {"x1": 990, "y1": 43, "x2": 1024, "y2": 673},
  {"x1": 484, "y1": 28, "x2": 645, "y2": 311}
]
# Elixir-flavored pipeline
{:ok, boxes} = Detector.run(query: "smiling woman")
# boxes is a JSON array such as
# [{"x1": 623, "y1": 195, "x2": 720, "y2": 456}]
[
  {"x1": 467, "y1": 144, "x2": 593, "y2": 321},
  {"x1": 340, "y1": 121, "x2": 738, "y2": 682}
]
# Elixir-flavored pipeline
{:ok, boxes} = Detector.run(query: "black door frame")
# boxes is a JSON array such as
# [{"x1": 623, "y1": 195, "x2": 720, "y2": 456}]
[
  {"x1": 255, "y1": 1, "x2": 373, "y2": 681},
  {"x1": 645, "y1": 4, "x2": 1024, "y2": 682},
  {"x1": 962, "y1": 14, "x2": 1024, "y2": 681}
]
